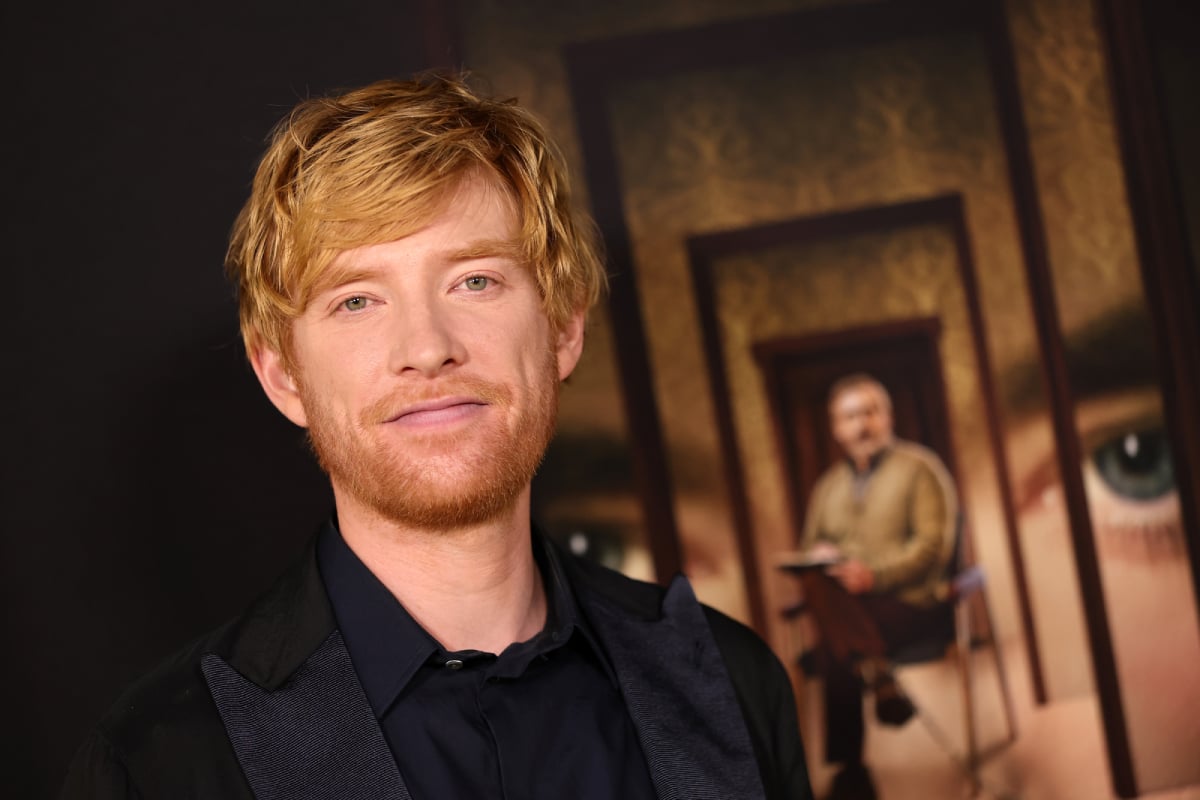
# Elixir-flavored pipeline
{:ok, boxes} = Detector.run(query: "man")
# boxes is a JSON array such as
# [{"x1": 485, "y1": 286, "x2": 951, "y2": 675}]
[
  {"x1": 796, "y1": 373, "x2": 957, "y2": 778},
  {"x1": 61, "y1": 75, "x2": 810, "y2": 799}
]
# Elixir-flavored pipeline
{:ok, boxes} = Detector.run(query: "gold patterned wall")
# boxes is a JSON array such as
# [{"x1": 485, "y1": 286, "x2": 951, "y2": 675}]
[
  {"x1": 459, "y1": 0, "x2": 836, "y2": 622},
  {"x1": 459, "y1": 1, "x2": 1199, "y2": 791},
  {"x1": 1010, "y1": 0, "x2": 1144, "y2": 334},
  {"x1": 601, "y1": 32, "x2": 1066, "y2": 682},
  {"x1": 709, "y1": 223, "x2": 985, "y2": 620}
]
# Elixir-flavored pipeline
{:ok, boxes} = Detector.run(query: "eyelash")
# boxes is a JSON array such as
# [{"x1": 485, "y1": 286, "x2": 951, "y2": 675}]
[
  {"x1": 1019, "y1": 424, "x2": 1183, "y2": 560},
  {"x1": 329, "y1": 273, "x2": 497, "y2": 315},
  {"x1": 1084, "y1": 428, "x2": 1182, "y2": 559}
]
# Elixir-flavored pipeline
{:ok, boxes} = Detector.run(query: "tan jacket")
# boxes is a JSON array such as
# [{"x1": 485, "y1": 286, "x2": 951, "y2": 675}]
[{"x1": 800, "y1": 440, "x2": 958, "y2": 607}]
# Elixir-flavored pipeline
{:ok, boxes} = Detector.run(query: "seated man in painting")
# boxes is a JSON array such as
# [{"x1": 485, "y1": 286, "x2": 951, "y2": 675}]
[{"x1": 796, "y1": 373, "x2": 958, "y2": 775}]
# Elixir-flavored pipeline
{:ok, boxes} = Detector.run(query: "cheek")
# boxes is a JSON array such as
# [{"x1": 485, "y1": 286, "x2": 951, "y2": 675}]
[
  {"x1": 297, "y1": 336, "x2": 391, "y2": 397},
  {"x1": 296, "y1": 365, "x2": 376, "y2": 427},
  {"x1": 488, "y1": 315, "x2": 555, "y2": 379}
]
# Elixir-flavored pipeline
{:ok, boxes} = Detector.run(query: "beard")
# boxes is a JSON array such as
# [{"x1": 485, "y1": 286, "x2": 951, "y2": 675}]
[{"x1": 301, "y1": 346, "x2": 559, "y2": 532}]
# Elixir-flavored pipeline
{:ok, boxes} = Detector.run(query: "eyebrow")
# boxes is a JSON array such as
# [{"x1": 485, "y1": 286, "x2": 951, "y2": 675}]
[
  {"x1": 311, "y1": 239, "x2": 526, "y2": 298},
  {"x1": 309, "y1": 264, "x2": 382, "y2": 298},
  {"x1": 1001, "y1": 304, "x2": 1160, "y2": 416},
  {"x1": 446, "y1": 238, "x2": 524, "y2": 263}
]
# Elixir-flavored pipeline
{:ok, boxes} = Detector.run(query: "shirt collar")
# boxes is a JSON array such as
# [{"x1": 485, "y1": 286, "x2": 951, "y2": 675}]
[
  {"x1": 316, "y1": 520, "x2": 613, "y2": 718},
  {"x1": 845, "y1": 442, "x2": 893, "y2": 476},
  {"x1": 317, "y1": 520, "x2": 436, "y2": 717},
  {"x1": 532, "y1": 531, "x2": 616, "y2": 685}
]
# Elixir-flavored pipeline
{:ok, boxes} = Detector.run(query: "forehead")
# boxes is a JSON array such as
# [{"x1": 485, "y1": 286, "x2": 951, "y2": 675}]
[
  {"x1": 316, "y1": 174, "x2": 522, "y2": 284},
  {"x1": 831, "y1": 384, "x2": 885, "y2": 415}
]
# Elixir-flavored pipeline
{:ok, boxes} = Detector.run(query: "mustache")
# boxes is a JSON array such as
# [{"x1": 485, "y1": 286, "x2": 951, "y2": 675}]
[{"x1": 360, "y1": 377, "x2": 512, "y2": 426}]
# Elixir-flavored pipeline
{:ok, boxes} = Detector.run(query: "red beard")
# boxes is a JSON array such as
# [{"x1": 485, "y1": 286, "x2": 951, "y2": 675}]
[{"x1": 301, "y1": 346, "x2": 559, "y2": 532}]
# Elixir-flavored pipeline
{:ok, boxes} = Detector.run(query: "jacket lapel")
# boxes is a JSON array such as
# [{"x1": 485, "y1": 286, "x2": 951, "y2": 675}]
[
  {"x1": 582, "y1": 573, "x2": 766, "y2": 800},
  {"x1": 199, "y1": 530, "x2": 762, "y2": 800},
  {"x1": 202, "y1": 632, "x2": 409, "y2": 800},
  {"x1": 202, "y1": 534, "x2": 410, "y2": 800}
]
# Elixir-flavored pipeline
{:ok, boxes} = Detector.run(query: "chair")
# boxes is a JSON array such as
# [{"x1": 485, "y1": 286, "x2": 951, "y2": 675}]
[{"x1": 780, "y1": 539, "x2": 1018, "y2": 791}]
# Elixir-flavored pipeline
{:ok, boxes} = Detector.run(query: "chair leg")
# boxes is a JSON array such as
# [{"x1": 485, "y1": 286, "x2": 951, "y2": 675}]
[
  {"x1": 955, "y1": 601, "x2": 981, "y2": 794},
  {"x1": 979, "y1": 591, "x2": 1018, "y2": 744}
]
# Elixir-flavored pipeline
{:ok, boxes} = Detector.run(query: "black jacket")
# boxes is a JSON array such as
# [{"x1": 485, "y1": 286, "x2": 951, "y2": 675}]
[{"x1": 62, "y1": 534, "x2": 811, "y2": 799}]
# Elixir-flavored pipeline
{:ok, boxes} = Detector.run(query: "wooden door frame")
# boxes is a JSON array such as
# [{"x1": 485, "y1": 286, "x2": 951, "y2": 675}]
[
  {"x1": 565, "y1": 3, "x2": 1133, "y2": 786},
  {"x1": 685, "y1": 193, "x2": 1039, "y2": 700},
  {"x1": 754, "y1": 317, "x2": 956, "y2": 548}
]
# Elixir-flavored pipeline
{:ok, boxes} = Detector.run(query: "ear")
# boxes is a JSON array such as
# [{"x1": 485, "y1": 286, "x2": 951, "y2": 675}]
[
  {"x1": 248, "y1": 343, "x2": 310, "y2": 428},
  {"x1": 555, "y1": 309, "x2": 587, "y2": 381}
]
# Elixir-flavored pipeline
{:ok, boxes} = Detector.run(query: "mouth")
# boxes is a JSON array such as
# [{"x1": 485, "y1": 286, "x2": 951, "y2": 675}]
[{"x1": 383, "y1": 396, "x2": 489, "y2": 428}]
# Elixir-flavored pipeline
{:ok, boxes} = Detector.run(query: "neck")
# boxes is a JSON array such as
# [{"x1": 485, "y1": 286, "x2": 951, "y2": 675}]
[
  {"x1": 851, "y1": 440, "x2": 892, "y2": 473},
  {"x1": 332, "y1": 486, "x2": 546, "y2": 654}
]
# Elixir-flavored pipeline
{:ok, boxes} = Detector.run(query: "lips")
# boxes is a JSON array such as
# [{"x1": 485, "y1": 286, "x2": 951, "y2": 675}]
[
  {"x1": 383, "y1": 396, "x2": 488, "y2": 427},
  {"x1": 362, "y1": 377, "x2": 513, "y2": 429}
]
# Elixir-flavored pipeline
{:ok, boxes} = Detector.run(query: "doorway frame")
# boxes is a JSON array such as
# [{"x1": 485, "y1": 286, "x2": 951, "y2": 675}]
[
  {"x1": 753, "y1": 316, "x2": 956, "y2": 537},
  {"x1": 685, "y1": 193, "x2": 1039, "y2": 700}
]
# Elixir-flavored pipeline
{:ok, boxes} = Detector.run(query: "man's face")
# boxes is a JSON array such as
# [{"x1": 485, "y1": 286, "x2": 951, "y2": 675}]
[
  {"x1": 829, "y1": 383, "x2": 894, "y2": 467},
  {"x1": 251, "y1": 175, "x2": 585, "y2": 531}
]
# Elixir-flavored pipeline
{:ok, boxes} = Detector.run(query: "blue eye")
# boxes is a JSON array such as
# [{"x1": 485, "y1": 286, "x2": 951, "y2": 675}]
[
  {"x1": 341, "y1": 296, "x2": 368, "y2": 311},
  {"x1": 1091, "y1": 429, "x2": 1174, "y2": 501},
  {"x1": 464, "y1": 276, "x2": 489, "y2": 291}
]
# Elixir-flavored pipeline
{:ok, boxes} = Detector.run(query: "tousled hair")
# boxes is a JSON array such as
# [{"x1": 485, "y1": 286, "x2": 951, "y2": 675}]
[
  {"x1": 827, "y1": 372, "x2": 893, "y2": 412},
  {"x1": 226, "y1": 73, "x2": 606, "y2": 362}
]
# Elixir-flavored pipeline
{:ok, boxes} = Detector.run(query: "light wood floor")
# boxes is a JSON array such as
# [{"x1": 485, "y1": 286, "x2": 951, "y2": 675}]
[{"x1": 795, "y1": 635, "x2": 1200, "y2": 800}]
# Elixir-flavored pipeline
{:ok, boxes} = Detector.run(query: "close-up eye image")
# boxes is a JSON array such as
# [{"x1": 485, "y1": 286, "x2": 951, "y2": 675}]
[
  {"x1": 1086, "y1": 426, "x2": 1181, "y2": 553},
  {"x1": 1091, "y1": 427, "x2": 1173, "y2": 501}
]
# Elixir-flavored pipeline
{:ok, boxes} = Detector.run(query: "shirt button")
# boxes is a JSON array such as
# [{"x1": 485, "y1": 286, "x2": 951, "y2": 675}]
[{"x1": 445, "y1": 659, "x2": 464, "y2": 670}]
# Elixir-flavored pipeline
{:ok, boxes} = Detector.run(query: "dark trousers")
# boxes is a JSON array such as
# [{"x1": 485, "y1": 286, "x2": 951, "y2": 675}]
[{"x1": 799, "y1": 571, "x2": 952, "y2": 764}]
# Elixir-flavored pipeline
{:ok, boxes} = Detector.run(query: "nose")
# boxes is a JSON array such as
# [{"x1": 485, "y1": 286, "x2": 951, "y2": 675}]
[
  {"x1": 850, "y1": 414, "x2": 870, "y2": 436},
  {"x1": 387, "y1": 296, "x2": 466, "y2": 378}
]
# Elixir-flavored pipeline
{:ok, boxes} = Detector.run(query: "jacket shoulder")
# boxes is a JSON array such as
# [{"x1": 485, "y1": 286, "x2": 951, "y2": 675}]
[
  {"x1": 561, "y1": 546, "x2": 811, "y2": 800},
  {"x1": 890, "y1": 440, "x2": 958, "y2": 501},
  {"x1": 891, "y1": 439, "x2": 949, "y2": 474},
  {"x1": 702, "y1": 606, "x2": 811, "y2": 800},
  {"x1": 62, "y1": 615, "x2": 258, "y2": 799},
  {"x1": 553, "y1": 542, "x2": 666, "y2": 619},
  {"x1": 701, "y1": 605, "x2": 790, "y2": 712},
  {"x1": 558, "y1": 541, "x2": 783, "y2": 686},
  {"x1": 99, "y1": 623, "x2": 235, "y2": 750}
]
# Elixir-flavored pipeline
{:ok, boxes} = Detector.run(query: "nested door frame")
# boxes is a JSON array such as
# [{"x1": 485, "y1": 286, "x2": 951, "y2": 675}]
[
  {"x1": 565, "y1": 3, "x2": 1141, "y2": 789},
  {"x1": 685, "y1": 195, "x2": 1035, "y2": 697},
  {"x1": 754, "y1": 317, "x2": 958, "y2": 549}
]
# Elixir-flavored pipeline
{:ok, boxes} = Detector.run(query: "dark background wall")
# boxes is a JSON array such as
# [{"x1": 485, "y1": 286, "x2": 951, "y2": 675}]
[{"x1": 1, "y1": 3, "x2": 449, "y2": 794}]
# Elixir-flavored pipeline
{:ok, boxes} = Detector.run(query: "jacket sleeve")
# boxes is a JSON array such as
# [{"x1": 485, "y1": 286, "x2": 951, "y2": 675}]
[
  {"x1": 869, "y1": 459, "x2": 957, "y2": 593},
  {"x1": 60, "y1": 732, "x2": 144, "y2": 800},
  {"x1": 755, "y1": 647, "x2": 813, "y2": 799},
  {"x1": 705, "y1": 607, "x2": 814, "y2": 800}
]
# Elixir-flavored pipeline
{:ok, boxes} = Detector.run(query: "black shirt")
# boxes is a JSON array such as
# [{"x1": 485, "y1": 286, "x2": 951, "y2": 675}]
[{"x1": 317, "y1": 524, "x2": 658, "y2": 800}]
